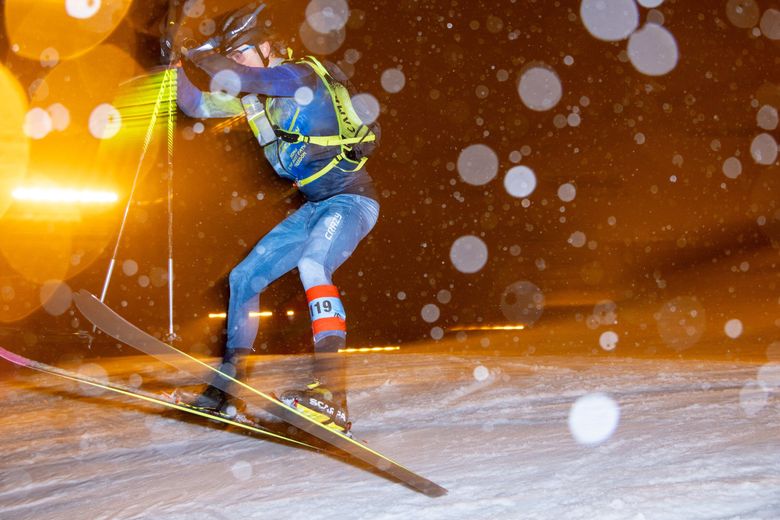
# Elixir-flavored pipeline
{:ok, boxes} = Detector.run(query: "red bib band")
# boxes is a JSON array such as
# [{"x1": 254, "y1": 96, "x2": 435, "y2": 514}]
[{"x1": 306, "y1": 284, "x2": 346, "y2": 336}]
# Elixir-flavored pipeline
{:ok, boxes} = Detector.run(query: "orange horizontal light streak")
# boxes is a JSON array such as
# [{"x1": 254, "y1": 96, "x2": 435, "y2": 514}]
[
  {"x1": 338, "y1": 346, "x2": 401, "y2": 353},
  {"x1": 286, "y1": 310, "x2": 295, "y2": 316},
  {"x1": 450, "y1": 325, "x2": 526, "y2": 331},
  {"x1": 208, "y1": 311, "x2": 273, "y2": 319},
  {"x1": 12, "y1": 187, "x2": 118, "y2": 204}
]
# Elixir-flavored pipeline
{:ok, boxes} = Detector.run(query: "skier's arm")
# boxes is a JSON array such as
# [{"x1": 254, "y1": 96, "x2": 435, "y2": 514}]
[
  {"x1": 176, "y1": 66, "x2": 243, "y2": 118},
  {"x1": 189, "y1": 52, "x2": 317, "y2": 97}
]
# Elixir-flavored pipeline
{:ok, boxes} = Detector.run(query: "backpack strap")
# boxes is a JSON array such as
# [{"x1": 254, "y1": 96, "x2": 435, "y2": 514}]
[
  {"x1": 273, "y1": 56, "x2": 376, "y2": 152},
  {"x1": 273, "y1": 55, "x2": 376, "y2": 187},
  {"x1": 295, "y1": 154, "x2": 368, "y2": 188}
]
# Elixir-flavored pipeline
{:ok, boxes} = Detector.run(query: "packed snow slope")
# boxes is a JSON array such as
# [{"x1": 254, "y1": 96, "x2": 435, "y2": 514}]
[{"x1": 1, "y1": 340, "x2": 779, "y2": 520}]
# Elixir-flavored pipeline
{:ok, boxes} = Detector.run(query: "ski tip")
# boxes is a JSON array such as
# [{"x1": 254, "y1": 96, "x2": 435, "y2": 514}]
[
  {"x1": 72, "y1": 289, "x2": 86, "y2": 308},
  {"x1": 73, "y1": 290, "x2": 105, "y2": 320},
  {"x1": 73, "y1": 289, "x2": 97, "y2": 304}
]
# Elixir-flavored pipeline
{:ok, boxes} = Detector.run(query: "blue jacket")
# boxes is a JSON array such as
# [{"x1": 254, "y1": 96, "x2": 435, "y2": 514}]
[{"x1": 177, "y1": 54, "x2": 376, "y2": 202}]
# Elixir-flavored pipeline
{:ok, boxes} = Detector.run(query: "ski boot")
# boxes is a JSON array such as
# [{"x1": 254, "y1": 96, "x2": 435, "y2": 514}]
[
  {"x1": 280, "y1": 336, "x2": 351, "y2": 434},
  {"x1": 190, "y1": 348, "x2": 249, "y2": 417},
  {"x1": 280, "y1": 380, "x2": 351, "y2": 435}
]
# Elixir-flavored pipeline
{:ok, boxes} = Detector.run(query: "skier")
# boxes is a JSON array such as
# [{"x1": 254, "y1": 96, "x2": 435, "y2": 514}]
[{"x1": 170, "y1": 3, "x2": 380, "y2": 434}]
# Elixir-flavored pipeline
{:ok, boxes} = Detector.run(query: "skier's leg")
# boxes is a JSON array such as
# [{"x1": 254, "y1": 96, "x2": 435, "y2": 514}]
[
  {"x1": 298, "y1": 194, "x2": 379, "y2": 337},
  {"x1": 225, "y1": 207, "x2": 311, "y2": 353},
  {"x1": 291, "y1": 195, "x2": 379, "y2": 425}
]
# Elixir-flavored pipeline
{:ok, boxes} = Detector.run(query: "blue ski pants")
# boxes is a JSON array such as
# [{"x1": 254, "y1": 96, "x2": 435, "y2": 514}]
[{"x1": 225, "y1": 194, "x2": 379, "y2": 352}]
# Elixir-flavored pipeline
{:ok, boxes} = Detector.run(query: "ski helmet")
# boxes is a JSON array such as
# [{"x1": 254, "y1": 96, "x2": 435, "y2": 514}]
[{"x1": 220, "y1": 3, "x2": 270, "y2": 54}]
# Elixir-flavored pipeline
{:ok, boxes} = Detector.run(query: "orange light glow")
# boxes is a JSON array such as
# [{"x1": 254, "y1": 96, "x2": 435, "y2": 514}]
[
  {"x1": 4, "y1": 0, "x2": 134, "y2": 61},
  {"x1": 449, "y1": 325, "x2": 526, "y2": 331},
  {"x1": 12, "y1": 187, "x2": 118, "y2": 204},
  {"x1": 208, "y1": 311, "x2": 273, "y2": 319},
  {"x1": 338, "y1": 346, "x2": 401, "y2": 353},
  {"x1": 0, "y1": 63, "x2": 29, "y2": 222}
]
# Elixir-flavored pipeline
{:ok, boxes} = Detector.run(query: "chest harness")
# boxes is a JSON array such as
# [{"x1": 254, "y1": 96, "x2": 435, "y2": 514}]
[{"x1": 241, "y1": 56, "x2": 377, "y2": 187}]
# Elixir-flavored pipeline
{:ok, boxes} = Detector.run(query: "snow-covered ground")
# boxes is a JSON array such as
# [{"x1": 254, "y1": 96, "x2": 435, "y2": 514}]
[{"x1": 1, "y1": 340, "x2": 779, "y2": 520}]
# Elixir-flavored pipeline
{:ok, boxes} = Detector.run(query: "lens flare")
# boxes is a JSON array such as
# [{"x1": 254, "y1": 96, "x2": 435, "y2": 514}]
[{"x1": 4, "y1": 0, "x2": 133, "y2": 60}]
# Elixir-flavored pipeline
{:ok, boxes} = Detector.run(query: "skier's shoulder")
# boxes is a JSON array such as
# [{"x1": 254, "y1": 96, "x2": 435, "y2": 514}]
[{"x1": 262, "y1": 61, "x2": 318, "y2": 86}]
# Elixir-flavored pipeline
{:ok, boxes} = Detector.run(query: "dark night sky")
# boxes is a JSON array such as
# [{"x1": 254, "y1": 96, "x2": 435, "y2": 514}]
[{"x1": 1, "y1": 0, "x2": 778, "y2": 361}]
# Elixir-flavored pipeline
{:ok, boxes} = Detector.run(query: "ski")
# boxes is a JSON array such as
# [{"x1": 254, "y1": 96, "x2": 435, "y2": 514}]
[
  {"x1": 73, "y1": 289, "x2": 448, "y2": 497},
  {"x1": 0, "y1": 345, "x2": 316, "y2": 450}
]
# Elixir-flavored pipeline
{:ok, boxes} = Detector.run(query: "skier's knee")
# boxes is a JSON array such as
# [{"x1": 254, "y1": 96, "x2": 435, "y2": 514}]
[
  {"x1": 228, "y1": 268, "x2": 244, "y2": 289},
  {"x1": 298, "y1": 256, "x2": 329, "y2": 286},
  {"x1": 229, "y1": 268, "x2": 267, "y2": 294}
]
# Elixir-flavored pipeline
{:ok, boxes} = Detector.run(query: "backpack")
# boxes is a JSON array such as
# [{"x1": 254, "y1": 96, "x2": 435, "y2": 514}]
[{"x1": 269, "y1": 56, "x2": 380, "y2": 187}]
